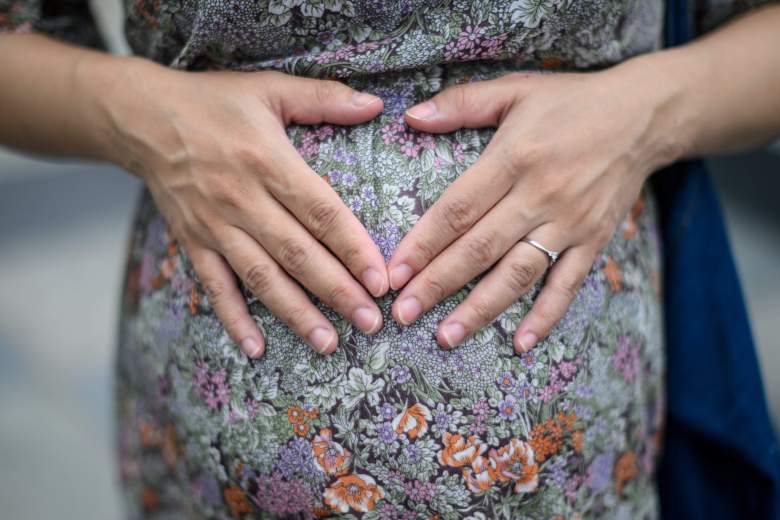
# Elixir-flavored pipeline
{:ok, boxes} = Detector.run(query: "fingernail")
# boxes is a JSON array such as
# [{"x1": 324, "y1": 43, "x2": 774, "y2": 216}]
[
  {"x1": 353, "y1": 307, "x2": 382, "y2": 334},
  {"x1": 389, "y1": 264, "x2": 413, "y2": 290},
  {"x1": 361, "y1": 267, "x2": 387, "y2": 297},
  {"x1": 352, "y1": 92, "x2": 381, "y2": 108},
  {"x1": 308, "y1": 327, "x2": 336, "y2": 354},
  {"x1": 516, "y1": 332, "x2": 538, "y2": 353},
  {"x1": 441, "y1": 322, "x2": 466, "y2": 348},
  {"x1": 396, "y1": 296, "x2": 422, "y2": 325},
  {"x1": 406, "y1": 101, "x2": 437, "y2": 120},
  {"x1": 241, "y1": 337, "x2": 263, "y2": 358}
]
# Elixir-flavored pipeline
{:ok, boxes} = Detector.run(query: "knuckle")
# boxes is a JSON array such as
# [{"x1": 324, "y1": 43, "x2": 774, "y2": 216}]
[
  {"x1": 305, "y1": 199, "x2": 340, "y2": 240},
  {"x1": 203, "y1": 279, "x2": 229, "y2": 303},
  {"x1": 464, "y1": 233, "x2": 497, "y2": 267},
  {"x1": 449, "y1": 84, "x2": 471, "y2": 112},
  {"x1": 279, "y1": 239, "x2": 311, "y2": 276},
  {"x1": 411, "y1": 239, "x2": 437, "y2": 265},
  {"x1": 423, "y1": 277, "x2": 448, "y2": 302},
  {"x1": 551, "y1": 276, "x2": 580, "y2": 302},
  {"x1": 244, "y1": 263, "x2": 275, "y2": 296},
  {"x1": 339, "y1": 243, "x2": 363, "y2": 272},
  {"x1": 439, "y1": 196, "x2": 476, "y2": 235},
  {"x1": 468, "y1": 297, "x2": 495, "y2": 325},
  {"x1": 325, "y1": 283, "x2": 351, "y2": 310},
  {"x1": 315, "y1": 80, "x2": 342, "y2": 105},
  {"x1": 506, "y1": 261, "x2": 538, "y2": 293},
  {"x1": 284, "y1": 305, "x2": 309, "y2": 332},
  {"x1": 235, "y1": 146, "x2": 269, "y2": 175},
  {"x1": 221, "y1": 312, "x2": 245, "y2": 335}
]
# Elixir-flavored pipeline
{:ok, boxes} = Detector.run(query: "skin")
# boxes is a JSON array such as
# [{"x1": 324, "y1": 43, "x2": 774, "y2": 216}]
[
  {"x1": 389, "y1": 4, "x2": 780, "y2": 353},
  {"x1": 0, "y1": 35, "x2": 391, "y2": 358},
  {"x1": 1, "y1": 5, "x2": 779, "y2": 359}
]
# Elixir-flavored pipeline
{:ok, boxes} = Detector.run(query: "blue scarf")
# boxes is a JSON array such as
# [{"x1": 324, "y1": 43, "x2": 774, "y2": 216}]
[{"x1": 654, "y1": 2, "x2": 780, "y2": 517}]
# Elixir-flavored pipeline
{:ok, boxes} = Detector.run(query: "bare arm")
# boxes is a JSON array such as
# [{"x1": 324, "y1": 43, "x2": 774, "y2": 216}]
[
  {"x1": 0, "y1": 33, "x2": 123, "y2": 161},
  {"x1": 0, "y1": 32, "x2": 392, "y2": 357},
  {"x1": 386, "y1": 4, "x2": 780, "y2": 351},
  {"x1": 627, "y1": 3, "x2": 780, "y2": 159}
]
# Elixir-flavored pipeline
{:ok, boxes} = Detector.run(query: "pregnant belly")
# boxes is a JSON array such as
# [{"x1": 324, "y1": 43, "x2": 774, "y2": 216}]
[{"x1": 116, "y1": 61, "x2": 666, "y2": 518}]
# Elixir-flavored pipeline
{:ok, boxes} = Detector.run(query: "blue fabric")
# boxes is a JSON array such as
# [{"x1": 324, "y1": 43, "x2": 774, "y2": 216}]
[{"x1": 654, "y1": 3, "x2": 780, "y2": 516}]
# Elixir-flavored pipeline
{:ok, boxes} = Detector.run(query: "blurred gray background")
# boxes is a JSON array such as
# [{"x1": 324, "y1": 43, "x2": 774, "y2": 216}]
[{"x1": 1, "y1": 1, "x2": 779, "y2": 518}]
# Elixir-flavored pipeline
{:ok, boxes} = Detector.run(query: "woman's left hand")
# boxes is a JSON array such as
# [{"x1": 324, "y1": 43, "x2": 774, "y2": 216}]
[{"x1": 387, "y1": 63, "x2": 680, "y2": 353}]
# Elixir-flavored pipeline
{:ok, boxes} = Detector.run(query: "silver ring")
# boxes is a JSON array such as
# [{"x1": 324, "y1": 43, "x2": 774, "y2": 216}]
[{"x1": 521, "y1": 238, "x2": 559, "y2": 266}]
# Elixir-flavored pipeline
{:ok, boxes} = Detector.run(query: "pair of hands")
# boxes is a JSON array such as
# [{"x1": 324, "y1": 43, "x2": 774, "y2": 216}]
[{"x1": 111, "y1": 59, "x2": 674, "y2": 359}]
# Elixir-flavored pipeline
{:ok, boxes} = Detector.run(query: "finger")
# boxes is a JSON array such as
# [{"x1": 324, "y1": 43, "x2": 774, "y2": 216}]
[
  {"x1": 386, "y1": 147, "x2": 519, "y2": 291},
  {"x1": 219, "y1": 226, "x2": 340, "y2": 355},
  {"x1": 433, "y1": 231, "x2": 558, "y2": 349},
  {"x1": 391, "y1": 194, "x2": 537, "y2": 326},
  {"x1": 265, "y1": 73, "x2": 384, "y2": 126},
  {"x1": 404, "y1": 73, "x2": 533, "y2": 132},
  {"x1": 514, "y1": 245, "x2": 596, "y2": 353},
  {"x1": 185, "y1": 241, "x2": 266, "y2": 358},
  {"x1": 228, "y1": 193, "x2": 384, "y2": 336},
  {"x1": 266, "y1": 145, "x2": 389, "y2": 297}
]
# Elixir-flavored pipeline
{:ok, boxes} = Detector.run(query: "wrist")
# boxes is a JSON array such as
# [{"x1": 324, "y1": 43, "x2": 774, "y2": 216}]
[
  {"x1": 608, "y1": 48, "x2": 703, "y2": 170},
  {"x1": 74, "y1": 53, "x2": 172, "y2": 175}
]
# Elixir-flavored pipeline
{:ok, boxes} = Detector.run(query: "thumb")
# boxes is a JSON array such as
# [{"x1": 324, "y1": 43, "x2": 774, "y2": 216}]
[
  {"x1": 271, "y1": 74, "x2": 384, "y2": 126},
  {"x1": 404, "y1": 75, "x2": 526, "y2": 132}
]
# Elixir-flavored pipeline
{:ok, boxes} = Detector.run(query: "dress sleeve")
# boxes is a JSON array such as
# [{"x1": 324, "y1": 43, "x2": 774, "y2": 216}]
[
  {"x1": 0, "y1": 0, "x2": 104, "y2": 49},
  {"x1": 693, "y1": 0, "x2": 780, "y2": 34}
]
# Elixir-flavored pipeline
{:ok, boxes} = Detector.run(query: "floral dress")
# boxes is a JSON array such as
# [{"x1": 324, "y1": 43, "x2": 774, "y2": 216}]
[{"x1": 1, "y1": 0, "x2": 775, "y2": 518}]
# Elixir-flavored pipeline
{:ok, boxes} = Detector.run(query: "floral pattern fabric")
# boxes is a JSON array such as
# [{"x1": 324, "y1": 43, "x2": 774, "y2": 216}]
[{"x1": 1, "y1": 0, "x2": 776, "y2": 518}]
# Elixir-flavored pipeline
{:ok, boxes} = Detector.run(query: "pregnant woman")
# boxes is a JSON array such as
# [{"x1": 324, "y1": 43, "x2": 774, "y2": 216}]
[{"x1": 1, "y1": 1, "x2": 779, "y2": 518}]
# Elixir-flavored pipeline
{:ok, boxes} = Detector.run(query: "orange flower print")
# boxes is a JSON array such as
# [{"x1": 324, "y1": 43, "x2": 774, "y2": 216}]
[
  {"x1": 293, "y1": 422, "x2": 310, "y2": 437},
  {"x1": 602, "y1": 256, "x2": 623, "y2": 293},
  {"x1": 304, "y1": 406, "x2": 319, "y2": 420},
  {"x1": 312, "y1": 428, "x2": 352, "y2": 476},
  {"x1": 463, "y1": 455, "x2": 496, "y2": 493},
  {"x1": 437, "y1": 432, "x2": 488, "y2": 468},
  {"x1": 392, "y1": 403, "x2": 431, "y2": 439},
  {"x1": 188, "y1": 286, "x2": 199, "y2": 315},
  {"x1": 572, "y1": 430, "x2": 584, "y2": 453},
  {"x1": 622, "y1": 196, "x2": 645, "y2": 239},
  {"x1": 224, "y1": 486, "x2": 252, "y2": 518},
  {"x1": 161, "y1": 423, "x2": 179, "y2": 468},
  {"x1": 288, "y1": 405, "x2": 305, "y2": 425},
  {"x1": 141, "y1": 486, "x2": 160, "y2": 511},
  {"x1": 614, "y1": 451, "x2": 639, "y2": 494},
  {"x1": 323, "y1": 474, "x2": 384, "y2": 513},
  {"x1": 487, "y1": 438, "x2": 539, "y2": 493}
]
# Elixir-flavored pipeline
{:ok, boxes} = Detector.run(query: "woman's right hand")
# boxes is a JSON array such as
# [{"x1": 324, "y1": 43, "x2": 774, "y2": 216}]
[{"x1": 102, "y1": 58, "x2": 389, "y2": 358}]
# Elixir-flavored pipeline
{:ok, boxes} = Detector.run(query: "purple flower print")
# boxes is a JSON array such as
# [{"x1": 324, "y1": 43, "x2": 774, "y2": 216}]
[
  {"x1": 404, "y1": 443, "x2": 421, "y2": 462},
  {"x1": 404, "y1": 480, "x2": 437, "y2": 503},
  {"x1": 193, "y1": 361, "x2": 230, "y2": 411},
  {"x1": 253, "y1": 471, "x2": 315, "y2": 515},
  {"x1": 433, "y1": 403, "x2": 452, "y2": 429},
  {"x1": 341, "y1": 171, "x2": 357, "y2": 187},
  {"x1": 390, "y1": 365, "x2": 411, "y2": 384},
  {"x1": 274, "y1": 437, "x2": 322, "y2": 481},
  {"x1": 612, "y1": 335, "x2": 641, "y2": 382},
  {"x1": 378, "y1": 422, "x2": 397, "y2": 443},
  {"x1": 327, "y1": 169, "x2": 342, "y2": 184},
  {"x1": 349, "y1": 197, "x2": 363, "y2": 212},
  {"x1": 472, "y1": 399, "x2": 489, "y2": 417},
  {"x1": 585, "y1": 451, "x2": 615, "y2": 493},
  {"x1": 497, "y1": 394, "x2": 520, "y2": 421},
  {"x1": 379, "y1": 403, "x2": 396, "y2": 420},
  {"x1": 496, "y1": 371, "x2": 516, "y2": 392},
  {"x1": 361, "y1": 185, "x2": 377, "y2": 202}
]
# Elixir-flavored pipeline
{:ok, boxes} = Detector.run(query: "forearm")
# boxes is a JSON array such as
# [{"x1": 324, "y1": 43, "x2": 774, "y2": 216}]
[
  {"x1": 0, "y1": 32, "x2": 138, "y2": 163},
  {"x1": 620, "y1": 4, "x2": 780, "y2": 162}
]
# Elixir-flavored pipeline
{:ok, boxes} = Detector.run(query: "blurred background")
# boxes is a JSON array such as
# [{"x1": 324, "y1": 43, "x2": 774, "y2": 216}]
[{"x1": 1, "y1": 1, "x2": 779, "y2": 518}]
